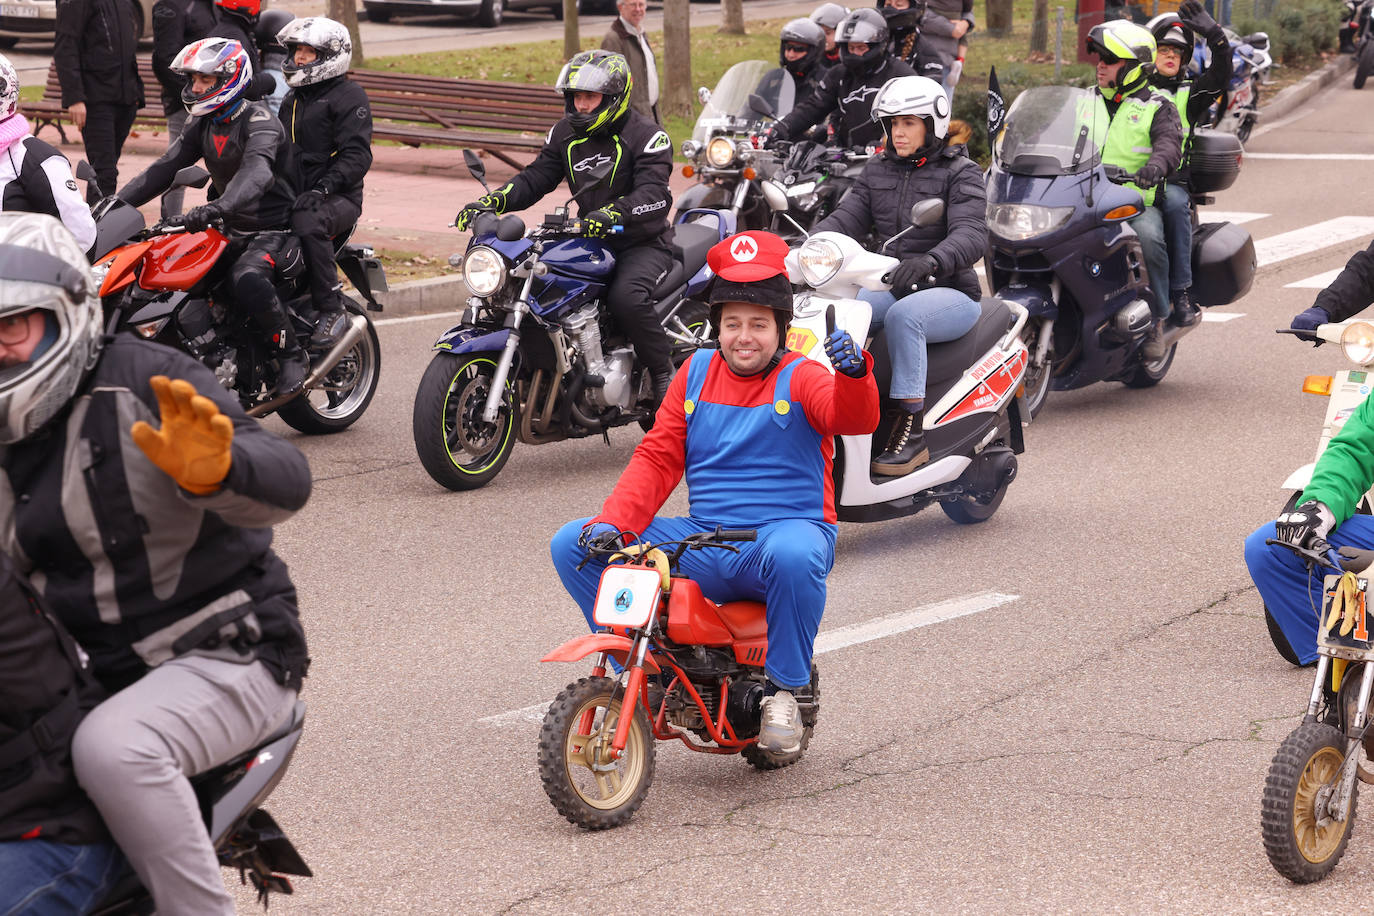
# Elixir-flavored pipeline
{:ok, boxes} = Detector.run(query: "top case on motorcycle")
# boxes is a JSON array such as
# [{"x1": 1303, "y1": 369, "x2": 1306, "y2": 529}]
[
  {"x1": 868, "y1": 298, "x2": 1012, "y2": 396},
  {"x1": 1186, "y1": 129, "x2": 1242, "y2": 194}
]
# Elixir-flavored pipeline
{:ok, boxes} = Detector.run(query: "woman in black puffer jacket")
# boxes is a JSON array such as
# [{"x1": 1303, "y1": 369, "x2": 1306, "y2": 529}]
[{"x1": 813, "y1": 74, "x2": 987, "y2": 476}]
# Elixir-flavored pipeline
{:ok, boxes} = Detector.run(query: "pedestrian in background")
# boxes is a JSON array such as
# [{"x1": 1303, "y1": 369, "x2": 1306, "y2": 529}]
[
  {"x1": 1203, "y1": 0, "x2": 1232, "y2": 27},
  {"x1": 600, "y1": 0, "x2": 660, "y2": 124},
  {"x1": 54, "y1": 0, "x2": 144, "y2": 204},
  {"x1": 152, "y1": 0, "x2": 217, "y2": 218},
  {"x1": 916, "y1": 0, "x2": 972, "y2": 102}
]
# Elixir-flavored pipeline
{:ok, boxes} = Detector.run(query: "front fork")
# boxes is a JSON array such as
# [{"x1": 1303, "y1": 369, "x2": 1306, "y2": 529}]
[
  {"x1": 480, "y1": 271, "x2": 535, "y2": 424},
  {"x1": 579, "y1": 637, "x2": 651, "y2": 761},
  {"x1": 1308, "y1": 656, "x2": 1374, "y2": 822}
]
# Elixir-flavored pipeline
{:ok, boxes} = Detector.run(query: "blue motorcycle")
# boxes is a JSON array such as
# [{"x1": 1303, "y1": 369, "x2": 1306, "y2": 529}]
[
  {"x1": 411, "y1": 153, "x2": 724, "y2": 491},
  {"x1": 985, "y1": 86, "x2": 1255, "y2": 417}
]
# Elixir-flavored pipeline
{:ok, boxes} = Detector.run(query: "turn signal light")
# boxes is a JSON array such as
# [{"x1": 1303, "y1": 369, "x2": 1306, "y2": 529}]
[
  {"x1": 1104, "y1": 204, "x2": 1141, "y2": 221},
  {"x1": 682, "y1": 165, "x2": 694, "y2": 178},
  {"x1": 742, "y1": 167, "x2": 757, "y2": 180},
  {"x1": 1303, "y1": 375, "x2": 1334, "y2": 396}
]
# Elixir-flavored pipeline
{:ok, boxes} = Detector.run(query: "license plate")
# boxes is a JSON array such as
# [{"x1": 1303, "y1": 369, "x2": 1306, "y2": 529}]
[
  {"x1": 1, "y1": 5, "x2": 42, "y2": 17},
  {"x1": 1319, "y1": 572, "x2": 1374, "y2": 656},
  {"x1": 591, "y1": 565, "x2": 662, "y2": 630}
]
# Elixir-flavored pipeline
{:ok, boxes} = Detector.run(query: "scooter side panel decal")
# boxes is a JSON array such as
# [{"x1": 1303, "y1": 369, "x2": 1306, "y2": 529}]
[{"x1": 933, "y1": 347, "x2": 1029, "y2": 426}]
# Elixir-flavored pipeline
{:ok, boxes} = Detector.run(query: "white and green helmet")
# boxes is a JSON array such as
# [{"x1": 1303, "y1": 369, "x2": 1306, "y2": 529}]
[
  {"x1": 1086, "y1": 19, "x2": 1157, "y2": 94},
  {"x1": 555, "y1": 50, "x2": 633, "y2": 137}
]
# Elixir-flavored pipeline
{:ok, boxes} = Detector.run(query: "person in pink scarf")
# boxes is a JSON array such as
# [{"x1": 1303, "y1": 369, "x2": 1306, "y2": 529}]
[{"x1": 0, "y1": 55, "x2": 96, "y2": 252}]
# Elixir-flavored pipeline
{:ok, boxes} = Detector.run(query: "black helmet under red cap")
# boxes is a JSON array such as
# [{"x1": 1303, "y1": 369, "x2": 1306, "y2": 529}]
[{"x1": 706, "y1": 231, "x2": 795, "y2": 348}]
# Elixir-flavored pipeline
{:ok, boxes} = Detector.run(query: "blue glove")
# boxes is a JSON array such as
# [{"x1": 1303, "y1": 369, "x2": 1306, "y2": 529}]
[
  {"x1": 1291, "y1": 306, "x2": 1329, "y2": 345},
  {"x1": 823, "y1": 328, "x2": 866, "y2": 378},
  {"x1": 578, "y1": 522, "x2": 623, "y2": 552}
]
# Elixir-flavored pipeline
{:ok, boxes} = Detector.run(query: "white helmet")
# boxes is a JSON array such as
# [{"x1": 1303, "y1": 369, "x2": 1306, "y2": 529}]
[
  {"x1": 172, "y1": 38, "x2": 254, "y2": 118},
  {"x1": 0, "y1": 54, "x2": 18, "y2": 122},
  {"x1": 0, "y1": 213, "x2": 101, "y2": 444},
  {"x1": 278, "y1": 17, "x2": 352, "y2": 88},
  {"x1": 871, "y1": 75, "x2": 951, "y2": 144}
]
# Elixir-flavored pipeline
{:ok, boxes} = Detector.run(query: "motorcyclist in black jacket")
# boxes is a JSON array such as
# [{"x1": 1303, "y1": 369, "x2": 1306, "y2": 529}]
[
  {"x1": 757, "y1": 18, "x2": 829, "y2": 106},
  {"x1": 812, "y1": 74, "x2": 987, "y2": 475},
  {"x1": 1291, "y1": 239, "x2": 1374, "y2": 339},
  {"x1": 454, "y1": 50, "x2": 677, "y2": 404},
  {"x1": 117, "y1": 38, "x2": 311, "y2": 398},
  {"x1": 767, "y1": 8, "x2": 917, "y2": 150},
  {"x1": 278, "y1": 16, "x2": 372, "y2": 348}
]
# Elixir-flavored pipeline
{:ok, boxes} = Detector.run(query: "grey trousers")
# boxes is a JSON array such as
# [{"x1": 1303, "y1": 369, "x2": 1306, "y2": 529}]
[
  {"x1": 159, "y1": 108, "x2": 189, "y2": 219},
  {"x1": 70, "y1": 656, "x2": 297, "y2": 914}
]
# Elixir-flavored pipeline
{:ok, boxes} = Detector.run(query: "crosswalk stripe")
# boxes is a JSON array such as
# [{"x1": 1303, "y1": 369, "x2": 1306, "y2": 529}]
[
  {"x1": 1254, "y1": 217, "x2": 1374, "y2": 268},
  {"x1": 1198, "y1": 210, "x2": 1269, "y2": 225},
  {"x1": 1244, "y1": 153, "x2": 1374, "y2": 161},
  {"x1": 1285, "y1": 268, "x2": 1344, "y2": 290},
  {"x1": 1201, "y1": 311, "x2": 1244, "y2": 322}
]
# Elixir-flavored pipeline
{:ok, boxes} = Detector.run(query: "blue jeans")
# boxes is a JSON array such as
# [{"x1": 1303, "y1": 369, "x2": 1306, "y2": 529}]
[
  {"x1": 1129, "y1": 207, "x2": 1171, "y2": 319},
  {"x1": 0, "y1": 840, "x2": 127, "y2": 915},
  {"x1": 1244, "y1": 515, "x2": 1374, "y2": 666},
  {"x1": 858, "y1": 287, "x2": 981, "y2": 399},
  {"x1": 1157, "y1": 182, "x2": 1193, "y2": 294},
  {"x1": 552, "y1": 515, "x2": 836, "y2": 689}
]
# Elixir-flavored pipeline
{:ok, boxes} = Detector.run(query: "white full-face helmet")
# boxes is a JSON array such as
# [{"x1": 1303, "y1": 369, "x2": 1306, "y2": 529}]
[
  {"x1": 0, "y1": 54, "x2": 18, "y2": 122},
  {"x1": 871, "y1": 75, "x2": 950, "y2": 153},
  {"x1": 278, "y1": 17, "x2": 352, "y2": 88},
  {"x1": 0, "y1": 213, "x2": 102, "y2": 444}
]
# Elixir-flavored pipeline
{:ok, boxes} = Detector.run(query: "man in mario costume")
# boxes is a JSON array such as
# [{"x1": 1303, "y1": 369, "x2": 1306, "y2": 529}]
[{"x1": 550, "y1": 229, "x2": 880, "y2": 754}]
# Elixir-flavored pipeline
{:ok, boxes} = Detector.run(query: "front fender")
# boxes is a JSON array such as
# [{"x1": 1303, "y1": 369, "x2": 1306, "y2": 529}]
[
  {"x1": 1281, "y1": 463, "x2": 1315, "y2": 492},
  {"x1": 434, "y1": 325, "x2": 510, "y2": 355},
  {"x1": 995, "y1": 283, "x2": 1058, "y2": 321},
  {"x1": 540, "y1": 633, "x2": 662, "y2": 673}
]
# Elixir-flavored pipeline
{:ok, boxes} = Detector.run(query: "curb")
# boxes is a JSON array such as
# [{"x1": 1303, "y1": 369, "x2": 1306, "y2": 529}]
[
  {"x1": 375, "y1": 273, "x2": 469, "y2": 321},
  {"x1": 1259, "y1": 53, "x2": 1355, "y2": 126}
]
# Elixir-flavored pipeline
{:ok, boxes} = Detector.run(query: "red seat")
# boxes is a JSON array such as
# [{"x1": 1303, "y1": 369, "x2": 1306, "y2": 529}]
[{"x1": 666, "y1": 578, "x2": 768, "y2": 646}]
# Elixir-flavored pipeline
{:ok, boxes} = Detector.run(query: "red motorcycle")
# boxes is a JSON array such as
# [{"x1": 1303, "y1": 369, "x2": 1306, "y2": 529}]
[
  {"x1": 89, "y1": 168, "x2": 386, "y2": 433},
  {"x1": 538, "y1": 528, "x2": 820, "y2": 829}
]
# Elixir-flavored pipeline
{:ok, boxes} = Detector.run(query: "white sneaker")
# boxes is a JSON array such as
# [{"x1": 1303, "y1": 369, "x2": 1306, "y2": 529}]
[{"x1": 757, "y1": 690, "x2": 803, "y2": 754}]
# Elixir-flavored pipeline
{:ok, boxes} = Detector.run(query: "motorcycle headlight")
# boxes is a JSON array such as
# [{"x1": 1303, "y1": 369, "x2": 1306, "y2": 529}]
[
  {"x1": 1342, "y1": 321, "x2": 1374, "y2": 367},
  {"x1": 682, "y1": 140, "x2": 700, "y2": 159},
  {"x1": 706, "y1": 136, "x2": 737, "y2": 169},
  {"x1": 797, "y1": 237, "x2": 843, "y2": 287},
  {"x1": 987, "y1": 203, "x2": 1074, "y2": 241},
  {"x1": 463, "y1": 245, "x2": 506, "y2": 297}
]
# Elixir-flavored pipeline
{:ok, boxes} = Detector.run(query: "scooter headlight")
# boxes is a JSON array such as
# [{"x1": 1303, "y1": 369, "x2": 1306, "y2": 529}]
[
  {"x1": 988, "y1": 203, "x2": 1074, "y2": 241},
  {"x1": 706, "y1": 136, "x2": 737, "y2": 168},
  {"x1": 1342, "y1": 321, "x2": 1374, "y2": 367},
  {"x1": 797, "y1": 237, "x2": 843, "y2": 287},
  {"x1": 463, "y1": 245, "x2": 506, "y2": 297}
]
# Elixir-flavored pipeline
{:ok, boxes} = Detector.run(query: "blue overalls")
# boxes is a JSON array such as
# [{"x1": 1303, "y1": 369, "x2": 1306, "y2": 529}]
[{"x1": 551, "y1": 349, "x2": 839, "y2": 689}]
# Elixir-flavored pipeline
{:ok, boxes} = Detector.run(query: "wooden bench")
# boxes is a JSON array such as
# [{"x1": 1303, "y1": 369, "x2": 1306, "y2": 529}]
[{"x1": 28, "y1": 60, "x2": 562, "y2": 168}]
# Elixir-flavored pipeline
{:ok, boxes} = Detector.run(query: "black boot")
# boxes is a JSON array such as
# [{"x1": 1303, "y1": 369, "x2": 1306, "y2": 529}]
[
  {"x1": 1170, "y1": 289, "x2": 1200, "y2": 328},
  {"x1": 310, "y1": 309, "x2": 349, "y2": 348},
  {"x1": 649, "y1": 366, "x2": 673, "y2": 408},
  {"x1": 871, "y1": 407, "x2": 929, "y2": 476},
  {"x1": 254, "y1": 303, "x2": 309, "y2": 398}
]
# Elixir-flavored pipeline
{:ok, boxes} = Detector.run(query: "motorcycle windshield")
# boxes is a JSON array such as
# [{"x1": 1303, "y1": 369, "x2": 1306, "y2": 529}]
[
  {"x1": 691, "y1": 60, "x2": 795, "y2": 144},
  {"x1": 993, "y1": 86, "x2": 1109, "y2": 177}
]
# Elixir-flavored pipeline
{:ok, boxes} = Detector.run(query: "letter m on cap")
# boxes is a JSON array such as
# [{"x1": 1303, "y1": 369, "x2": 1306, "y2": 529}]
[{"x1": 731, "y1": 237, "x2": 757, "y2": 261}]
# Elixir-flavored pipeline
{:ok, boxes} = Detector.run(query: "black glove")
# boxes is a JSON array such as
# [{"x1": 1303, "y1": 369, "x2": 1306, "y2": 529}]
[
  {"x1": 1177, "y1": 0, "x2": 1220, "y2": 37},
  {"x1": 763, "y1": 122, "x2": 791, "y2": 149},
  {"x1": 294, "y1": 187, "x2": 328, "y2": 210},
  {"x1": 1135, "y1": 164, "x2": 1165, "y2": 190},
  {"x1": 1276, "y1": 500, "x2": 1335, "y2": 550},
  {"x1": 1290, "y1": 306, "x2": 1329, "y2": 345},
  {"x1": 583, "y1": 205, "x2": 621, "y2": 238},
  {"x1": 823, "y1": 328, "x2": 866, "y2": 378},
  {"x1": 182, "y1": 204, "x2": 222, "y2": 233},
  {"x1": 454, "y1": 185, "x2": 510, "y2": 232},
  {"x1": 889, "y1": 253, "x2": 940, "y2": 294}
]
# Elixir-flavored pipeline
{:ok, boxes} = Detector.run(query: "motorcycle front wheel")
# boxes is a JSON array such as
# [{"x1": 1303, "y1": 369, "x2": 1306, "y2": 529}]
[
  {"x1": 412, "y1": 351, "x2": 516, "y2": 491},
  {"x1": 538, "y1": 676, "x2": 656, "y2": 830},
  {"x1": 1357, "y1": 42, "x2": 1374, "y2": 88},
  {"x1": 1262, "y1": 722, "x2": 1358, "y2": 883},
  {"x1": 1020, "y1": 321, "x2": 1053, "y2": 420},
  {"x1": 278, "y1": 302, "x2": 382, "y2": 434}
]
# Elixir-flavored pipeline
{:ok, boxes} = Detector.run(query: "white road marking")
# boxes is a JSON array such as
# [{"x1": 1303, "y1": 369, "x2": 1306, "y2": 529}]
[
  {"x1": 476, "y1": 591, "x2": 1019, "y2": 726},
  {"x1": 1285, "y1": 268, "x2": 1344, "y2": 290},
  {"x1": 1201, "y1": 311, "x2": 1244, "y2": 322},
  {"x1": 1254, "y1": 217, "x2": 1374, "y2": 268},
  {"x1": 1196, "y1": 210, "x2": 1269, "y2": 226},
  {"x1": 1244, "y1": 153, "x2": 1374, "y2": 161},
  {"x1": 372, "y1": 310, "x2": 464, "y2": 327}
]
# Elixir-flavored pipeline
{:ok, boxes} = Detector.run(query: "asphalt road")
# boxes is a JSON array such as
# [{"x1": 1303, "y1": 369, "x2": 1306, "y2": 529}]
[{"x1": 201, "y1": 75, "x2": 1374, "y2": 913}]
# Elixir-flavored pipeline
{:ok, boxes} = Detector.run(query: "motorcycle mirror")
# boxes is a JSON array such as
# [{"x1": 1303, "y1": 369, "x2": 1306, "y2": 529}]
[
  {"x1": 747, "y1": 92, "x2": 776, "y2": 120},
  {"x1": 172, "y1": 165, "x2": 211, "y2": 190},
  {"x1": 909, "y1": 199, "x2": 945, "y2": 228},
  {"x1": 75, "y1": 159, "x2": 96, "y2": 183},
  {"x1": 495, "y1": 214, "x2": 525, "y2": 242},
  {"x1": 566, "y1": 161, "x2": 615, "y2": 209},
  {"x1": 698, "y1": 86, "x2": 711, "y2": 105},
  {"x1": 463, "y1": 149, "x2": 490, "y2": 193},
  {"x1": 760, "y1": 180, "x2": 789, "y2": 213}
]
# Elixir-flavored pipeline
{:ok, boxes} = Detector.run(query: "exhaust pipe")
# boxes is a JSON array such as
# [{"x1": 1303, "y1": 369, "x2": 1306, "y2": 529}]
[{"x1": 247, "y1": 314, "x2": 367, "y2": 418}]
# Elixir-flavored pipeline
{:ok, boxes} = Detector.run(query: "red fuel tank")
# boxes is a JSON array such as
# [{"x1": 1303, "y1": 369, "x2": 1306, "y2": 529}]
[{"x1": 138, "y1": 229, "x2": 229, "y2": 291}]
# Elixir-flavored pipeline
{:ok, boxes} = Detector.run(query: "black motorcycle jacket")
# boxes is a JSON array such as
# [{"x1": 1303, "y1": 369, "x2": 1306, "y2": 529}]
[
  {"x1": 774, "y1": 56, "x2": 916, "y2": 150},
  {"x1": 1149, "y1": 24, "x2": 1231, "y2": 186},
  {"x1": 814, "y1": 142, "x2": 987, "y2": 300},
  {"x1": 279, "y1": 75, "x2": 373, "y2": 208},
  {"x1": 151, "y1": 0, "x2": 218, "y2": 115},
  {"x1": 53, "y1": 0, "x2": 144, "y2": 108},
  {"x1": 0, "y1": 336, "x2": 312, "y2": 694},
  {"x1": 755, "y1": 66, "x2": 822, "y2": 114},
  {"x1": 0, "y1": 553, "x2": 108, "y2": 844},
  {"x1": 496, "y1": 109, "x2": 673, "y2": 251},
  {"x1": 118, "y1": 99, "x2": 297, "y2": 230},
  {"x1": 1314, "y1": 239, "x2": 1374, "y2": 322}
]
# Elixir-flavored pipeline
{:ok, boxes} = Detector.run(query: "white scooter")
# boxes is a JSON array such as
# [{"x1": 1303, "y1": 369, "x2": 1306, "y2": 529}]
[{"x1": 766, "y1": 187, "x2": 1031, "y2": 524}]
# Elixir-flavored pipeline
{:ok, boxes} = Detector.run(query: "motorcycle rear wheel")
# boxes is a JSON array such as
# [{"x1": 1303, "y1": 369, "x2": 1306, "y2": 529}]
[
  {"x1": 278, "y1": 302, "x2": 381, "y2": 434},
  {"x1": 1262, "y1": 722, "x2": 1357, "y2": 883},
  {"x1": 1121, "y1": 343, "x2": 1176, "y2": 388},
  {"x1": 412, "y1": 351, "x2": 516, "y2": 491},
  {"x1": 538, "y1": 676, "x2": 656, "y2": 829},
  {"x1": 742, "y1": 664, "x2": 820, "y2": 771}
]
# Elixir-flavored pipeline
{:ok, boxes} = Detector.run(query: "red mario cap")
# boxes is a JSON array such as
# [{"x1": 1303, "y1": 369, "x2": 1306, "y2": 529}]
[{"x1": 706, "y1": 230, "x2": 791, "y2": 283}]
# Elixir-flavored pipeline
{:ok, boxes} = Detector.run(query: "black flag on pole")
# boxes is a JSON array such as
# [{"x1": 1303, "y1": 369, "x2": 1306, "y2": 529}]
[{"x1": 987, "y1": 65, "x2": 1006, "y2": 145}]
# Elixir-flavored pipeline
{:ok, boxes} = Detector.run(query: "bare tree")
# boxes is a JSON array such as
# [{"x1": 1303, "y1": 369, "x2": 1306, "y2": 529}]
[
  {"x1": 985, "y1": 0, "x2": 1012, "y2": 37},
  {"x1": 564, "y1": 0, "x2": 580, "y2": 61},
  {"x1": 328, "y1": 0, "x2": 365, "y2": 65},
  {"x1": 719, "y1": 0, "x2": 744, "y2": 35},
  {"x1": 662, "y1": 0, "x2": 692, "y2": 119},
  {"x1": 1029, "y1": 0, "x2": 1048, "y2": 53}
]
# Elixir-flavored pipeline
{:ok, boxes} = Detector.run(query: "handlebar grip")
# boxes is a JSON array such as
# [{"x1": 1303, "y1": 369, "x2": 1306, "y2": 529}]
[{"x1": 715, "y1": 528, "x2": 757, "y2": 542}]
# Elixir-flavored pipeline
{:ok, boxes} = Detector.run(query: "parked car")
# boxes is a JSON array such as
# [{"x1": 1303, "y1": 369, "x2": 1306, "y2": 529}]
[
  {"x1": 363, "y1": 0, "x2": 616, "y2": 27},
  {"x1": 0, "y1": 0, "x2": 154, "y2": 47}
]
